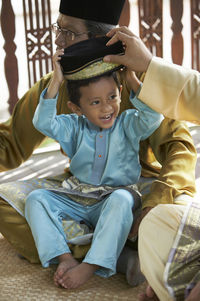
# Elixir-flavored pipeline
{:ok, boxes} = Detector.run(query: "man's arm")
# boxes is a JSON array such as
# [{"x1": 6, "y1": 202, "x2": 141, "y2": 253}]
[
  {"x1": 129, "y1": 117, "x2": 197, "y2": 237},
  {"x1": 104, "y1": 26, "x2": 200, "y2": 124},
  {"x1": 120, "y1": 73, "x2": 197, "y2": 210},
  {"x1": 0, "y1": 73, "x2": 52, "y2": 171},
  {"x1": 0, "y1": 50, "x2": 71, "y2": 172},
  {"x1": 140, "y1": 118, "x2": 197, "y2": 208},
  {"x1": 139, "y1": 57, "x2": 200, "y2": 124}
]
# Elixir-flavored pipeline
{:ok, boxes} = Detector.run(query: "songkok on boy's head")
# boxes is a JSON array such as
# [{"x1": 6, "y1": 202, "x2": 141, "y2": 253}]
[
  {"x1": 59, "y1": 0, "x2": 125, "y2": 25},
  {"x1": 60, "y1": 36, "x2": 124, "y2": 81}
]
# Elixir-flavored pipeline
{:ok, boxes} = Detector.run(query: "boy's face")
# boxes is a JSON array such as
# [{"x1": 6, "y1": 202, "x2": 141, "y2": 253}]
[{"x1": 73, "y1": 76, "x2": 122, "y2": 129}]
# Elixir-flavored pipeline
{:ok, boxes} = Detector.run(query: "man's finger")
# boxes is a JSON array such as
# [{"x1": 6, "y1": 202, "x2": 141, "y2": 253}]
[
  {"x1": 106, "y1": 34, "x2": 120, "y2": 46},
  {"x1": 103, "y1": 54, "x2": 125, "y2": 65},
  {"x1": 106, "y1": 26, "x2": 134, "y2": 38},
  {"x1": 106, "y1": 31, "x2": 129, "y2": 46},
  {"x1": 106, "y1": 27, "x2": 119, "y2": 37}
]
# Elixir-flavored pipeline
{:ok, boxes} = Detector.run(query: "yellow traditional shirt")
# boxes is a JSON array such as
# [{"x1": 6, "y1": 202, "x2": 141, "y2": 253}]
[{"x1": 139, "y1": 57, "x2": 200, "y2": 124}]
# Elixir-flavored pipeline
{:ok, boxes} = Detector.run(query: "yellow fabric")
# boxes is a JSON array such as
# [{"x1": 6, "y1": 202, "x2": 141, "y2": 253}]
[
  {"x1": 138, "y1": 203, "x2": 187, "y2": 301},
  {"x1": 139, "y1": 118, "x2": 197, "y2": 208},
  {"x1": 164, "y1": 201, "x2": 200, "y2": 300},
  {"x1": 0, "y1": 71, "x2": 197, "y2": 209},
  {"x1": 0, "y1": 197, "x2": 40, "y2": 263},
  {"x1": 139, "y1": 57, "x2": 200, "y2": 124}
]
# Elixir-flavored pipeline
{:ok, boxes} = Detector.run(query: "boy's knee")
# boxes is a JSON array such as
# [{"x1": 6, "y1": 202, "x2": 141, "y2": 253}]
[
  {"x1": 109, "y1": 189, "x2": 134, "y2": 209},
  {"x1": 26, "y1": 189, "x2": 48, "y2": 209}
]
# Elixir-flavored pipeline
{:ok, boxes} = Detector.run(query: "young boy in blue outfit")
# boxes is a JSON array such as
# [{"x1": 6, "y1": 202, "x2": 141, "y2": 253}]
[{"x1": 25, "y1": 37, "x2": 163, "y2": 289}]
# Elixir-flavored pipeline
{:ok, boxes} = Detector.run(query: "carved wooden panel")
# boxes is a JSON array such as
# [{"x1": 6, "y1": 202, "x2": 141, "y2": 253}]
[
  {"x1": 191, "y1": 0, "x2": 200, "y2": 71},
  {"x1": 22, "y1": 0, "x2": 53, "y2": 87},
  {"x1": 1, "y1": 0, "x2": 19, "y2": 114},
  {"x1": 138, "y1": 0, "x2": 163, "y2": 57},
  {"x1": 170, "y1": 0, "x2": 183, "y2": 65}
]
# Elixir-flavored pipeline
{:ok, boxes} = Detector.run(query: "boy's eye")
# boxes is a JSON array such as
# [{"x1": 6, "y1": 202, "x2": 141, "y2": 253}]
[
  {"x1": 91, "y1": 100, "x2": 100, "y2": 105},
  {"x1": 109, "y1": 94, "x2": 117, "y2": 100}
]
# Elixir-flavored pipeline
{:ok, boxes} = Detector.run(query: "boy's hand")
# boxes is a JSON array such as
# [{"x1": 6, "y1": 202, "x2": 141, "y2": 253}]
[
  {"x1": 125, "y1": 69, "x2": 141, "y2": 94},
  {"x1": 45, "y1": 49, "x2": 64, "y2": 99},
  {"x1": 104, "y1": 27, "x2": 153, "y2": 73},
  {"x1": 52, "y1": 49, "x2": 64, "y2": 85}
]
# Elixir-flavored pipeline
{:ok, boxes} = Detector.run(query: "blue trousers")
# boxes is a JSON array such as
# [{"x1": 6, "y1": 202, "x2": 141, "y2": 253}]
[{"x1": 25, "y1": 188, "x2": 134, "y2": 277}]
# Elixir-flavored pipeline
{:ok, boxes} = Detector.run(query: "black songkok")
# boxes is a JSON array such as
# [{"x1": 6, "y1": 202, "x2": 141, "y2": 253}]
[
  {"x1": 59, "y1": 0, "x2": 125, "y2": 25},
  {"x1": 60, "y1": 36, "x2": 124, "y2": 81}
]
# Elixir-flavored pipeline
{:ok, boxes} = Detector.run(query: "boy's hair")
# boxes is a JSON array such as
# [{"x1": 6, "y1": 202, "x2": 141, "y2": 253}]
[
  {"x1": 83, "y1": 19, "x2": 115, "y2": 38},
  {"x1": 67, "y1": 71, "x2": 121, "y2": 106}
]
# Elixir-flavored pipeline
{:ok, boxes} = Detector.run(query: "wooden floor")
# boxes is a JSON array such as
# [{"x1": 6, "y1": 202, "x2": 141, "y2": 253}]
[
  {"x1": 0, "y1": 144, "x2": 69, "y2": 184},
  {"x1": 0, "y1": 233, "x2": 147, "y2": 301}
]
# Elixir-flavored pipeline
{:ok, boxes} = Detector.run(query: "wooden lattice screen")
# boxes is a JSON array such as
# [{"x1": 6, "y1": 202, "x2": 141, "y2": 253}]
[
  {"x1": 138, "y1": 0, "x2": 163, "y2": 57},
  {"x1": 22, "y1": 0, "x2": 53, "y2": 87}
]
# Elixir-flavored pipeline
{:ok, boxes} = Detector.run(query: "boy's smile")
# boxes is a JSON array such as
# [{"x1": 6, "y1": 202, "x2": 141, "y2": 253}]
[{"x1": 75, "y1": 76, "x2": 122, "y2": 129}]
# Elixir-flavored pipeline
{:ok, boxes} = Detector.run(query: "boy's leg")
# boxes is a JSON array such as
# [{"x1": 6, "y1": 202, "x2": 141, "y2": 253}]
[
  {"x1": 0, "y1": 197, "x2": 40, "y2": 263},
  {"x1": 58, "y1": 189, "x2": 135, "y2": 289},
  {"x1": 25, "y1": 188, "x2": 97, "y2": 288},
  {"x1": 84, "y1": 189, "x2": 134, "y2": 277},
  {"x1": 25, "y1": 189, "x2": 94, "y2": 267}
]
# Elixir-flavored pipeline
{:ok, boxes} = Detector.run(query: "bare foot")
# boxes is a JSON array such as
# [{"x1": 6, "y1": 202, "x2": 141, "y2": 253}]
[
  {"x1": 58, "y1": 262, "x2": 99, "y2": 289},
  {"x1": 138, "y1": 285, "x2": 159, "y2": 301},
  {"x1": 54, "y1": 253, "x2": 79, "y2": 287},
  {"x1": 185, "y1": 281, "x2": 200, "y2": 301}
]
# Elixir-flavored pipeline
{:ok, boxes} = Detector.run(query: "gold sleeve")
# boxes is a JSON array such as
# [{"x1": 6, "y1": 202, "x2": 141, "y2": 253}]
[
  {"x1": 140, "y1": 118, "x2": 197, "y2": 208},
  {"x1": 0, "y1": 73, "x2": 52, "y2": 171},
  {"x1": 120, "y1": 74, "x2": 197, "y2": 209}
]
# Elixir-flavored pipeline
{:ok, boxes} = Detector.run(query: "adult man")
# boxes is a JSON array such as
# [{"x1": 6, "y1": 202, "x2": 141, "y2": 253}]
[
  {"x1": 0, "y1": 0, "x2": 197, "y2": 278},
  {"x1": 104, "y1": 26, "x2": 200, "y2": 300}
]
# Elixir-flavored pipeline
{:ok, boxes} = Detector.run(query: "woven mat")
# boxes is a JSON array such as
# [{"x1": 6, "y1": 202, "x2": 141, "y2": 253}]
[{"x1": 0, "y1": 234, "x2": 146, "y2": 301}]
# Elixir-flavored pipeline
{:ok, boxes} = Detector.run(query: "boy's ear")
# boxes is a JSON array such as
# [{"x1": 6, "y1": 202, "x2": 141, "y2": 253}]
[
  {"x1": 67, "y1": 101, "x2": 82, "y2": 116},
  {"x1": 119, "y1": 85, "x2": 123, "y2": 99}
]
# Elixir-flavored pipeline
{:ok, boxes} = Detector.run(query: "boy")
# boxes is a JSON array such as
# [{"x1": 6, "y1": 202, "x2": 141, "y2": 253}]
[{"x1": 25, "y1": 37, "x2": 163, "y2": 289}]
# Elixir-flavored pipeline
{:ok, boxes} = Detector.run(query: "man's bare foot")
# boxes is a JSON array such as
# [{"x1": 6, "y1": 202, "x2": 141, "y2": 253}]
[
  {"x1": 58, "y1": 262, "x2": 99, "y2": 289},
  {"x1": 185, "y1": 281, "x2": 200, "y2": 301},
  {"x1": 138, "y1": 285, "x2": 159, "y2": 301},
  {"x1": 54, "y1": 253, "x2": 79, "y2": 287}
]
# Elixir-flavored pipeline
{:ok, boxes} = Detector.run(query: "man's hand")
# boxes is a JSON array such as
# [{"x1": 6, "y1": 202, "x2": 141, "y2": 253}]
[
  {"x1": 129, "y1": 207, "x2": 152, "y2": 239},
  {"x1": 103, "y1": 26, "x2": 153, "y2": 73}
]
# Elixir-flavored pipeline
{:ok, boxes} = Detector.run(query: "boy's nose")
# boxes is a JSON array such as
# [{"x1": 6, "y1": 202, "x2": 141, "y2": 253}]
[{"x1": 101, "y1": 103, "x2": 112, "y2": 112}]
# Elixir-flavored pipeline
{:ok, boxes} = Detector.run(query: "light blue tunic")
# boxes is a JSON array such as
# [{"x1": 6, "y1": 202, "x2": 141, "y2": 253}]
[
  {"x1": 33, "y1": 89, "x2": 163, "y2": 187},
  {"x1": 26, "y1": 88, "x2": 163, "y2": 277}
]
